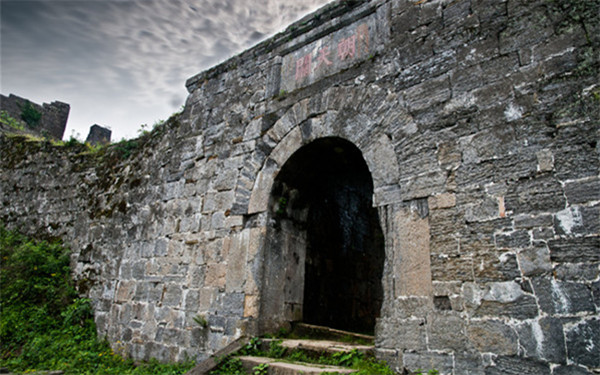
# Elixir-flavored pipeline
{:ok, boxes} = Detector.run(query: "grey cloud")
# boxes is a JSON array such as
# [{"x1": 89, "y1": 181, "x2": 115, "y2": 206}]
[{"x1": 2, "y1": 0, "x2": 332, "y2": 140}]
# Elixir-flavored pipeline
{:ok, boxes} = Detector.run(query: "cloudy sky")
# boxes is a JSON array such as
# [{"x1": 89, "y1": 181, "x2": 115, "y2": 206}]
[{"x1": 1, "y1": 0, "x2": 331, "y2": 140}]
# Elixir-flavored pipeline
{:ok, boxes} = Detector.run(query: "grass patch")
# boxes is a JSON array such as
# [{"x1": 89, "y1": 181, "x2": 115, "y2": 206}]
[
  {"x1": 0, "y1": 226, "x2": 195, "y2": 374},
  {"x1": 209, "y1": 337, "x2": 395, "y2": 375},
  {"x1": 0, "y1": 111, "x2": 25, "y2": 131}
]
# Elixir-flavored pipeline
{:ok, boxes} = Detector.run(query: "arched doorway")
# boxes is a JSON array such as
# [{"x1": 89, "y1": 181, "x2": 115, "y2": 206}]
[{"x1": 260, "y1": 137, "x2": 385, "y2": 334}]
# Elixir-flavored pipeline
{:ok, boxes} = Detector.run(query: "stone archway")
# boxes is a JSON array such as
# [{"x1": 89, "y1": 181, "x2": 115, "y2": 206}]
[{"x1": 259, "y1": 137, "x2": 385, "y2": 334}]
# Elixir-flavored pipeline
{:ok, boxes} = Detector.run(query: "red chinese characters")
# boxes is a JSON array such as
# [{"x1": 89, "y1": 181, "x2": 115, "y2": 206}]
[
  {"x1": 295, "y1": 53, "x2": 312, "y2": 81},
  {"x1": 293, "y1": 23, "x2": 370, "y2": 83},
  {"x1": 356, "y1": 23, "x2": 369, "y2": 55},
  {"x1": 337, "y1": 35, "x2": 356, "y2": 61},
  {"x1": 316, "y1": 46, "x2": 333, "y2": 69}
]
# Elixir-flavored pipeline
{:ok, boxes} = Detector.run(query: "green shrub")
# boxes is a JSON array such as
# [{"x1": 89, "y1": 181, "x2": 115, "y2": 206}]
[
  {"x1": 0, "y1": 111, "x2": 24, "y2": 130},
  {"x1": 19, "y1": 101, "x2": 42, "y2": 127},
  {"x1": 210, "y1": 357, "x2": 245, "y2": 375},
  {"x1": 114, "y1": 138, "x2": 139, "y2": 159},
  {"x1": 0, "y1": 226, "x2": 195, "y2": 374}
]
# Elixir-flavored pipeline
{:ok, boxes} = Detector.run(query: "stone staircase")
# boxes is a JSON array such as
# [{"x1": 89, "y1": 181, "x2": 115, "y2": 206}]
[
  {"x1": 238, "y1": 355, "x2": 357, "y2": 375},
  {"x1": 187, "y1": 323, "x2": 375, "y2": 375}
]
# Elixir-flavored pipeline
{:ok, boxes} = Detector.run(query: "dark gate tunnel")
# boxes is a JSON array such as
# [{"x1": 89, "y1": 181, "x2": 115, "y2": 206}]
[{"x1": 269, "y1": 137, "x2": 385, "y2": 334}]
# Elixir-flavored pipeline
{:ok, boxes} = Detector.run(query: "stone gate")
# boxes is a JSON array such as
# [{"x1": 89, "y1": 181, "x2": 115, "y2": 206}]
[{"x1": 1, "y1": 0, "x2": 598, "y2": 373}]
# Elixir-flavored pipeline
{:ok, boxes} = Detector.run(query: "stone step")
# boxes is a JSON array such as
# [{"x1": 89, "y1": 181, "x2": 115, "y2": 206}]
[
  {"x1": 238, "y1": 356, "x2": 357, "y2": 375},
  {"x1": 291, "y1": 322, "x2": 375, "y2": 344},
  {"x1": 186, "y1": 336, "x2": 250, "y2": 375},
  {"x1": 262, "y1": 338, "x2": 374, "y2": 357}
]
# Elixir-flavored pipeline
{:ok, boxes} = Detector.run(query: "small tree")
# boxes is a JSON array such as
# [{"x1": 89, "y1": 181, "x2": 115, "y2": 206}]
[{"x1": 19, "y1": 100, "x2": 42, "y2": 127}]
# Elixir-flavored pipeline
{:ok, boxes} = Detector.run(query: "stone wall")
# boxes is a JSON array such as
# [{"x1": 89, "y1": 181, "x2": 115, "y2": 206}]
[
  {"x1": 0, "y1": 93, "x2": 70, "y2": 140},
  {"x1": 1, "y1": 0, "x2": 598, "y2": 373},
  {"x1": 86, "y1": 124, "x2": 112, "y2": 145}
]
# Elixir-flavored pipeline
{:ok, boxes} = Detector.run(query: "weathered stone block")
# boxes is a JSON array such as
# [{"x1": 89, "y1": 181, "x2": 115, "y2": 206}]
[
  {"x1": 516, "y1": 318, "x2": 566, "y2": 364},
  {"x1": 443, "y1": 0, "x2": 471, "y2": 27},
  {"x1": 472, "y1": 81, "x2": 513, "y2": 110},
  {"x1": 505, "y1": 176, "x2": 565, "y2": 215},
  {"x1": 429, "y1": 207, "x2": 462, "y2": 255},
  {"x1": 513, "y1": 214, "x2": 553, "y2": 229},
  {"x1": 428, "y1": 193, "x2": 456, "y2": 210},
  {"x1": 147, "y1": 283, "x2": 163, "y2": 302},
  {"x1": 116, "y1": 280, "x2": 136, "y2": 302},
  {"x1": 220, "y1": 292, "x2": 244, "y2": 317},
  {"x1": 155, "y1": 327, "x2": 180, "y2": 346},
  {"x1": 564, "y1": 177, "x2": 600, "y2": 204},
  {"x1": 373, "y1": 185, "x2": 403, "y2": 206},
  {"x1": 243, "y1": 295, "x2": 259, "y2": 318},
  {"x1": 198, "y1": 287, "x2": 217, "y2": 312},
  {"x1": 495, "y1": 230, "x2": 531, "y2": 249},
  {"x1": 364, "y1": 134, "x2": 400, "y2": 187},
  {"x1": 403, "y1": 351, "x2": 454, "y2": 375},
  {"x1": 432, "y1": 281, "x2": 462, "y2": 297},
  {"x1": 187, "y1": 265, "x2": 206, "y2": 289},
  {"x1": 269, "y1": 126, "x2": 302, "y2": 166},
  {"x1": 202, "y1": 191, "x2": 235, "y2": 213},
  {"x1": 532, "y1": 227, "x2": 554, "y2": 241},
  {"x1": 536, "y1": 149, "x2": 554, "y2": 172},
  {"x1": 226, "y1": 231, "x2": 248, "y2": 293},
  {"x1": 247, "y1": 159, "x2": 277, "y2": 214},
  {"x1": 554, "y1": 205, "x2": 599, "y2": 237},
  {"x1": 517, "y1": 243, "x2": 552, "y2": 277},
  {"x1": 499, "y1": 3, "x2": 553, "y2": 52},
  {"x1": 456, "y1": 152, "x2": 537, "y2": 189},
  {"x1": 473, "y1": 282, "x2": 538, "y2": 319},
  {"x1": 386, "y1": 296, "x2": 433, "y2": 321},
  {"x1": 473, "y1": 252, "x2": 520, "y2": 282},
  {"x1": 532, "y1": 278, "x2": 595, "y2": 315},
  {"x1": 393, "y1": 203, "x2": 433, "y2": 297},
  {"x1": 481, "y1": 54, "x2": 520, "y2": 84},
  {"x1": 431, "y1": 254, "x2": 473, "y2": 282},
  {"x1": 548, "y1": 236, "x2": 600, "y2": 263},
  {"x1": 436, "y1": 140, "x2": 462, "y2": 170},
  {"x1": 190, "y1": 326, "x2": 208, "y2": 348},
  {"x1": 376, "y1": 318, "x2": 427, "y2": 351},
  {"x1": 552, "y1": 365, "x2": 593, "y2": 375},
  {"x1": 566, "y1": 319, "x2": 600, "y2": 368},
  {"x1": 392, "y1": 0, "x2": 437, "y2": 35},
  {"x1": 484, "y1": 355, "x2": 550, "y2": 375},
  {"x1": 554, "y1": 262, "x2": 600, "y2": 282},
  {"x1": 205, "y1": 264, "x2": 226, "y2": 289},
  {"x1": 454, "y1": 352, "x2": 485, "y2": 375},
  {"x1": 427, "y1": 313, "x2": 469, "y2": 352},
  {"x1": 131, "y1": 261, "x2": 146, "y2": 279},
  {"x1": 184, "y1": 289, "x2": 200, "y2": 311},
  {"x1": 460, "y1": 125, "x2": 517, "y2": 165},
  {"x1": 468, "y1": 319, "x2": 518, "y2": 355},
  {"x1": 404, "y1": 75, "x2": 451, "y2": 112},
  {"x1": 400, "y1": 170, "x2": 447, "y2": 201},
  {"x1": 553, "y1": 123, "x2": 599, "y2": 180},
  {"x1": 154, "y1": 238, "x2": 168, "y2": 257}
]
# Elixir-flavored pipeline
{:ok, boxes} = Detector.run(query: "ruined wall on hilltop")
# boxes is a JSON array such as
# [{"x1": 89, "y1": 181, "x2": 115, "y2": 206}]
[
  {"x1": 1, "y1": 93, "x2": 70, "y2": 140},
  {"x1": 1, "y1": 0, "x2": 599, "y2": 373}
]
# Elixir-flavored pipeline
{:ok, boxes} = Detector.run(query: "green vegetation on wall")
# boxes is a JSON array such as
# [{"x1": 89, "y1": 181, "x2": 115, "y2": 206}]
[
  {"x1": 0, "y1": 111, "x2": 25, "y2": 131},
  {"x1": 18, "y1": 101, "x2": 42, "y2": 128},
  {"x1": 0, "y1": 226, "x2": 195, "y2": 374}
]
